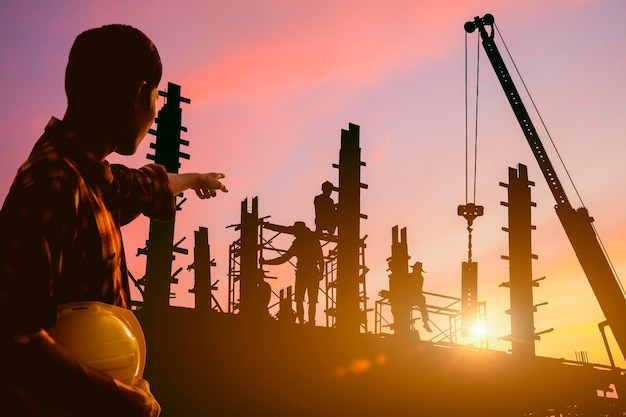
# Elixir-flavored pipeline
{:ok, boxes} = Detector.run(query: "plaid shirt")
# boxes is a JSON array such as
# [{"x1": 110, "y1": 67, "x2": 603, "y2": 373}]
[{"x1": 0, "y1": 117, "x2": 175, "y2": 335}]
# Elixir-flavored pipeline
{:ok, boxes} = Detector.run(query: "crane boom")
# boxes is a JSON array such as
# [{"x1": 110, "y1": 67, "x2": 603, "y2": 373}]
[{"x1": 465, "y1": 14, "x2": 626, "y2": 363}]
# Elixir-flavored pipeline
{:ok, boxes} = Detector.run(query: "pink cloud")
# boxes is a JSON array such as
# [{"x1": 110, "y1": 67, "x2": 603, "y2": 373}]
[{"x1": 176, "y1": 1, "x2": 479, "y2": 107}]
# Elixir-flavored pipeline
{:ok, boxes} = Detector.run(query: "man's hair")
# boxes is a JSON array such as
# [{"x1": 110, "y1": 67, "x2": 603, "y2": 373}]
[
  {"x1": 322, "y1": 181, "x2": 333, "y2": 191},
  {"x1": 65, "y1": 24, "x2": 162, "y2": 113}
]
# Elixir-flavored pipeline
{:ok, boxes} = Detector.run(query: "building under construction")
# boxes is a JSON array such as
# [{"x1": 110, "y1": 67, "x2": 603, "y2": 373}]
[{"x1": 132, "y1": 14, "x2": 626, "y2": 417}]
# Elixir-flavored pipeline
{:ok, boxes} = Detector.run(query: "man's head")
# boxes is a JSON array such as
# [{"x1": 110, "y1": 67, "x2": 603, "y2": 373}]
[
  {"x1": 293, "y1": 221, "x2": 310, "y2": 236},
  {"x1": 321, "y1": 181, "x2": 334, "y2": 195},
  {"x1": 411, "y1": 262, "x2": 426, "y2": 273},
  {"x1": 65, "y1": 25, "x2": 162, "y2": 155}
]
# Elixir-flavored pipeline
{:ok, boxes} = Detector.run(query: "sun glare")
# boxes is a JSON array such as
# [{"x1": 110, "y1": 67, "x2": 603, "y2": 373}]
[
  {"x1": 467, "y1": 321, "x2": 488, "y2": 341},
  {"x1": 472, "y1": 321, "x2": 487, "y2": 337}
]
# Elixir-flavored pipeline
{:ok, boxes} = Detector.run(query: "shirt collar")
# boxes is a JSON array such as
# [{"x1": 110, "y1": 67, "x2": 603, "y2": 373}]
[{"x1": 43, "y1": 117, "x2": 114, "y2": 186}]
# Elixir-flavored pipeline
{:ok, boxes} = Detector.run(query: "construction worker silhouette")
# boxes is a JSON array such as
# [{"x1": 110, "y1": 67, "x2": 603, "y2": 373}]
[
  {"x1": 389, "y1": 260, "x2": 432, "y2": 337},
  {"x1": 261, "y1": 221, "x2": 324, "y2": 325},
  {"x1": 410, "y1": 262, "x2": 432, "y2": 332},
  {"x1": 240, "y1": 268, "x2": 272, "y2": 320},
  {"x1": 314, "y1": 181, "x2": 337, "y2": 235}
]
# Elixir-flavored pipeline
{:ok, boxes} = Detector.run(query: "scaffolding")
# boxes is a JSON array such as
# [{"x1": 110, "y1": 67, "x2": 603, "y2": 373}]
[
  {"x1": 323, "y1": 240, "x2": 369, "y2": 331},
  {"x1": 226, "y1": 123, "x2": 369, "y2": 330},
  {"x1": 375, "y1": 291, "x2": 488, "y2": 348},
  {"x1": 227, "y1": 208, "x2": 369, "y2": 331}
]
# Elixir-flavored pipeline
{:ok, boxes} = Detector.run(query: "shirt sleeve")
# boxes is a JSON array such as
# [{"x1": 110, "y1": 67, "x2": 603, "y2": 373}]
[{"x1": 110, "y1": 163, "x2": 176, "y2": 226}]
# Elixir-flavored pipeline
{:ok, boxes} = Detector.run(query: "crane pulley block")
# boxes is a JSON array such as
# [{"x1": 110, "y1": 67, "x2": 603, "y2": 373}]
[{"x1": 457, "y1": 203, "x2": 484, "y2": 227}]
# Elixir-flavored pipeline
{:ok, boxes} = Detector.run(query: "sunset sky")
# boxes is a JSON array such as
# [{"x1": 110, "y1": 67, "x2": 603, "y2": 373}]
[{"x1": 1, "y1": 0, "x2": 625, "y2": 367}]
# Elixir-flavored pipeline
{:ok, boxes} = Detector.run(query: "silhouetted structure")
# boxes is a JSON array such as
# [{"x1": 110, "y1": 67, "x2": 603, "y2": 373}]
[
  {"x1": 188, "y1": 226, "x2": 222, "y2": 313},
  {"x1": 228, "y1": 197, "x2": 271, "y2": 318},
  {"x1": 134, "y1": 120, "x2": 626, "y2": 415},
  {"x1": 277, "y1": 286, "x2": 297, "y2": 323},
  {"x1": 500, "y1": 164, "x2": 551, "y2": 356},
  {"x1": 385, "y1": 226, "x2": 411, "y2": 337},
  {"x1": 457, "y1": 203, "x2": 483, "y2": 336},
  {"x1": 128, "y1": 76, "x2": 626, "y2": 416},
  {"x1": 382, "y1": 226, "x2": 431, "y2": 338},
  {"x1": 314, "y1": 180, "x2": 337, "y2": 235},
  {"x1": 322, "y1": 234, "x2": 369, "y2": 331},
  {"x1": 139, "y1": 82, "x2": 190, "y2": 312},
  {"x1": 376, "y1": 224, "x2": 487, "y2": 347},
  {"x1": 334, "y1": 123, "x2": 369, "y2": 334}
]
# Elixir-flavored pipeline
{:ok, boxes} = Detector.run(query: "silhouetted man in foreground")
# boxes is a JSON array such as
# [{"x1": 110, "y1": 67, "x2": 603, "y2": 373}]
[
  {"x1": 0, "y1": 24, "x2": 227, "y2": 417},
  {"x1": 261, "y1": 222, "x2": 324, "y2": 325}
]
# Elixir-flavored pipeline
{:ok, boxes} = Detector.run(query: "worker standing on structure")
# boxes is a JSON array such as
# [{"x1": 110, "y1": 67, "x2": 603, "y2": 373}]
[
  {"x1": 389, "y1": 260, "x2": 432, "y2": 337},
  {"x1": 314, "y1": 181, "x2": 337, "y2": 235},
  {"x1": 261, "y1": 221, "x2": 324, "y2": 325},
  {"x1": 409, "y1": 262, "x2": 432, "y2": 332}
]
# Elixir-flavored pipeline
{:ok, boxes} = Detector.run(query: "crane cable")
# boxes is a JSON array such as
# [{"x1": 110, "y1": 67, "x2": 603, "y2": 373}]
[
  {"x1": 464, "y1": 31, "x2": 480, "y2": 205},
  {"x1": 460, "y1": 32, "x2": 484, "y2": 264},
  {"x1": 494, "y1": 23, "x2": 625, "y2": 295}
]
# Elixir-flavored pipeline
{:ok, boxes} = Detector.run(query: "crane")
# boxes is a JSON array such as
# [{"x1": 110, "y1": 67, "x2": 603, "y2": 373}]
[{"x1": 464, "y1": 14, "x2": 626, "y2": 364}]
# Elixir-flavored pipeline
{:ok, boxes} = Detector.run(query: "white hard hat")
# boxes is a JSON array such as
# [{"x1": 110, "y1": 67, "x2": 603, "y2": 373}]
[{"x1": 48, "y1": 301, "x2": 146, "y2": 385}]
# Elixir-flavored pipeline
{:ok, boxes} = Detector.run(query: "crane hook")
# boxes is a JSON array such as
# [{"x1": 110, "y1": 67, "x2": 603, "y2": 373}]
[{"x1": 458, "y1": 203, "x2": 484, "y2": 262}]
